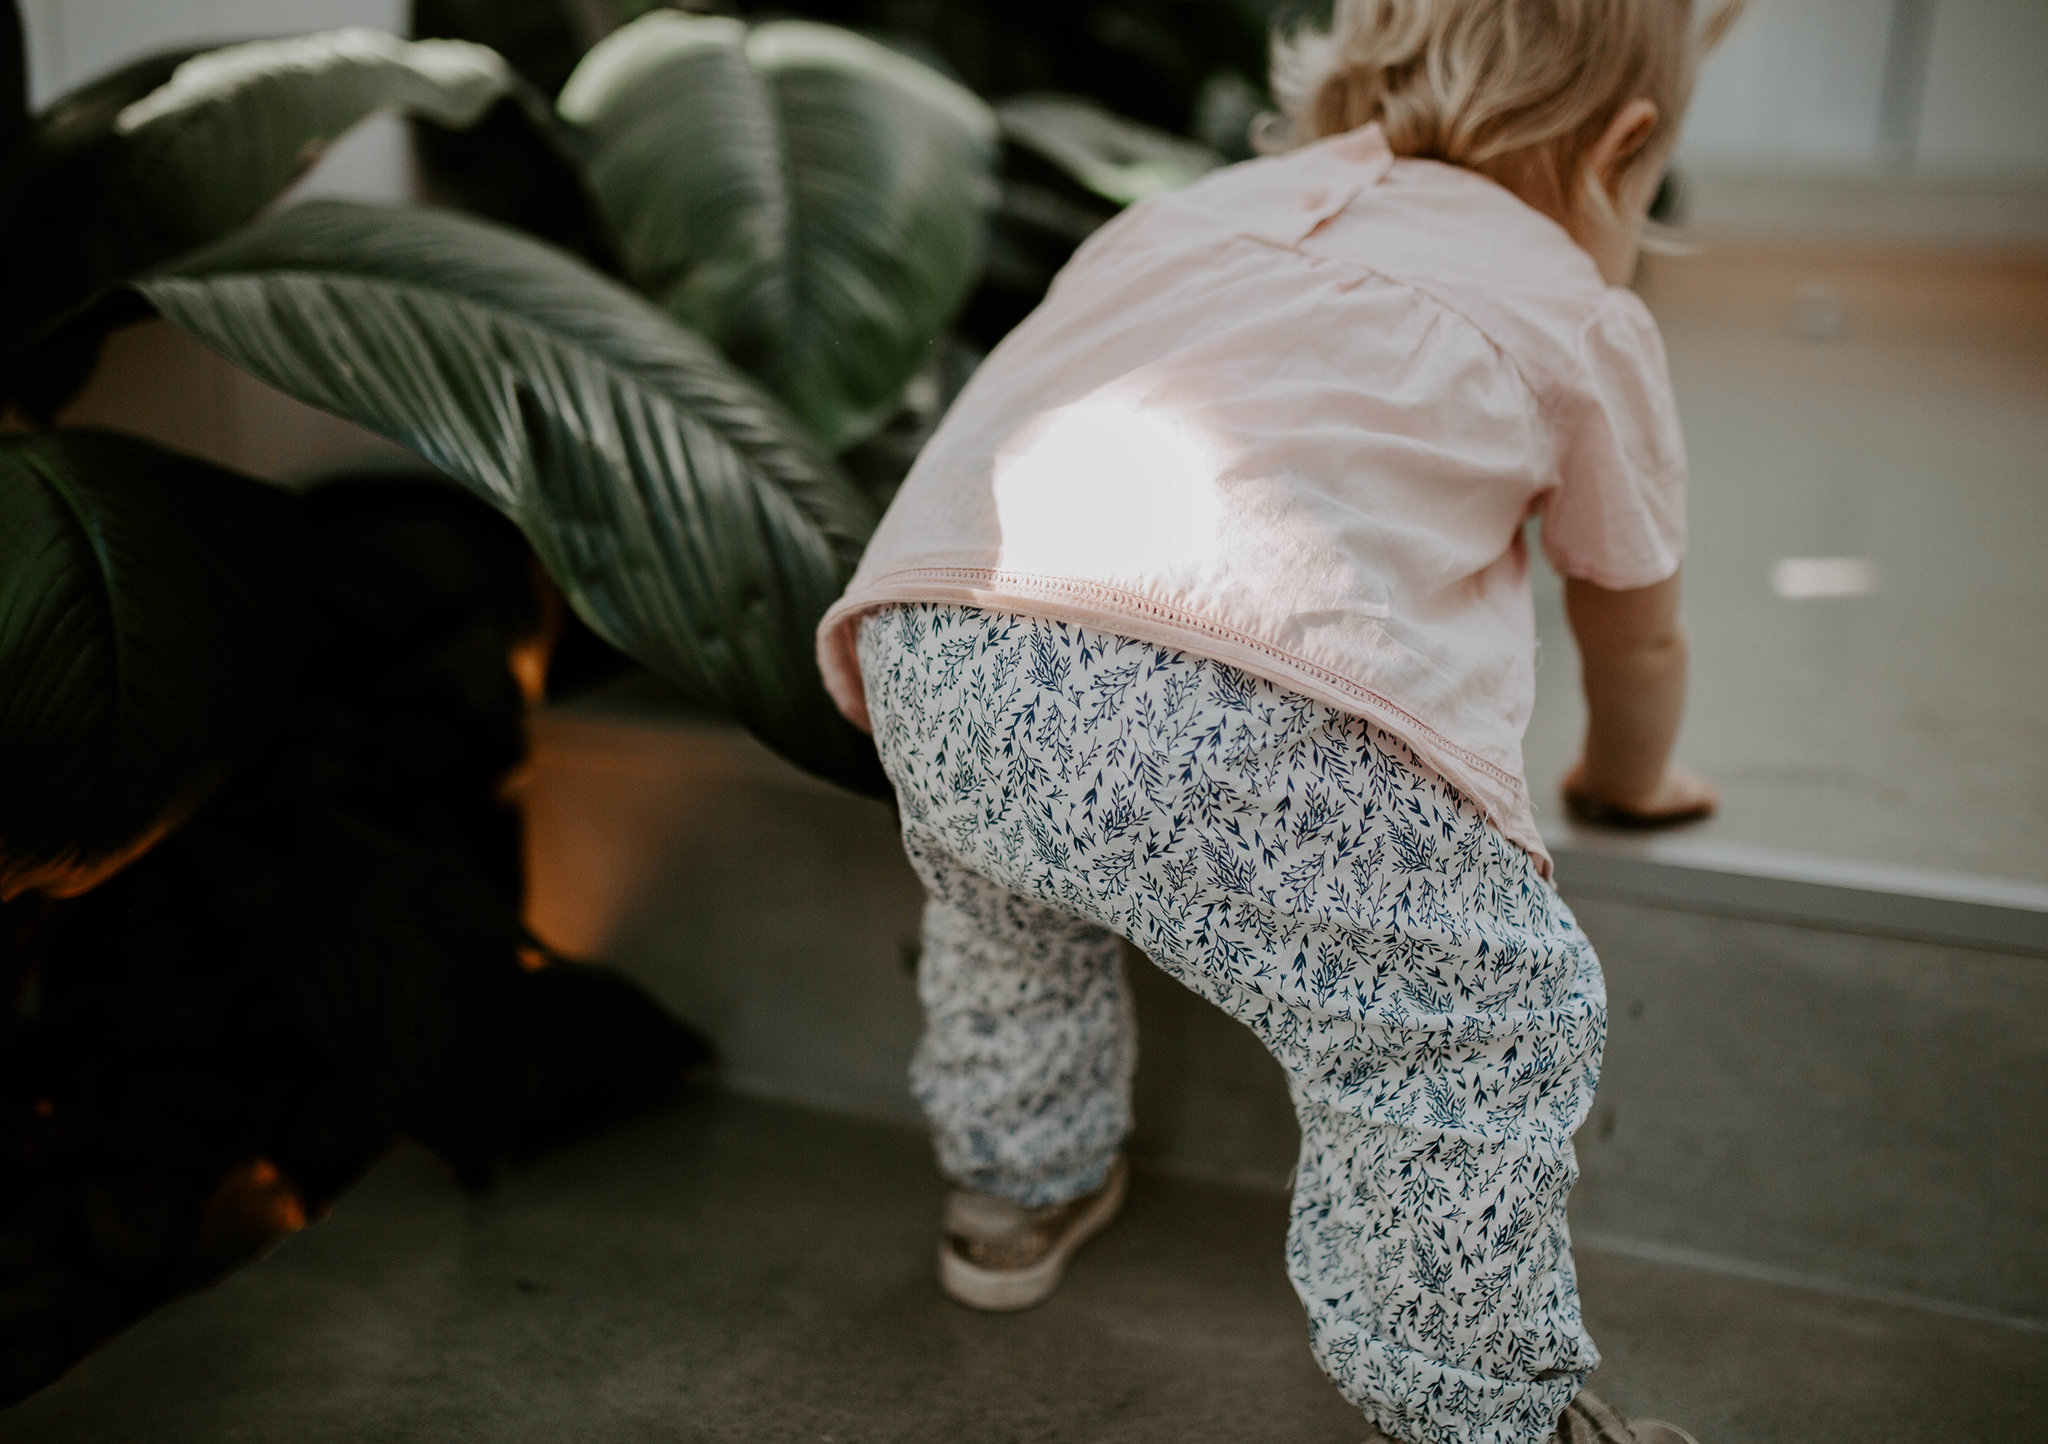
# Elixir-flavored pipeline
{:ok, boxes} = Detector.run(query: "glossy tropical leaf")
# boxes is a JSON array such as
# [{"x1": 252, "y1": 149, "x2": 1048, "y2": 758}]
[
  {"x1": 0, "y1": 28, "x2": 520, "y2": 361},
  {"x1": 558, "y1": 13, "x2": 998, "y2": 453},
  {"x1": 0, "y1": 431, "x2": 299, "y2": 902},
  {"x1": 137, "y1": 199, "x2": 886, "y2": 795},
  {"x1": 996, "y1": 92, "x2": 1223, "y2": 205}
]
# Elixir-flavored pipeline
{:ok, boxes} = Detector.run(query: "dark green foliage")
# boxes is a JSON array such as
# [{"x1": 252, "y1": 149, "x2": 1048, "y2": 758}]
[
  {"x1": 1, "y1": 0, "x2": 26, "y2": 154},
  {"x1": 964, "y1": 95, "x2": 1224, "y2": 353},
  {"x1": 412, "y1": 0, "x2": 589, "y2": 97},
  {"x1": 0, "y1": 47, "x2": 206, "y2": 414},
  {"x1": 235, "y1": 469, "x2": 711, "y2": 1180},
  {"x1": 745, "y1": 0, "x2": 1299, "y2": 133},
  {"x1": 405, "y1": 2, "x2": 626, "y2": 280},
  {"x1": 0, "y1": 849, "x2": 395, "y2": 1407},
  {"x1": 961, "y1": 162, "x2": 1110, "y2": 354},
  {"x1": 138, "y1": 200, "x2": 887, "y2": 797},
  {"x1": 408, "y1": 0, "x2": 1281, "y2": 400},
  {"x1": 412, "y1": 95, "x2": 627, "y2": 280},
  {"x1": 997, "y1": 93, "x2": 1224, "y2": 206},
  {"x1": 0, "y1": 1, "x2": 1301, "y2": 1410},
  {"x1": 0, "y1": 432, "x2": 298, "y2": 901},
  {"x1": 0, "y1": 31, "x2": 520, "y2": 415},
  {"x1": 0, "y1": 472, "x2": 712, "y2": 1406},
  {"x1": 408, "y1": 0, "x2": 702, "y2": 97},
  {"x1": 412, "y1": 0, "x2": 1312, "y2": 136},
  {"x1": 838, "y1": 335, "x2": 983, "y2": 511}
]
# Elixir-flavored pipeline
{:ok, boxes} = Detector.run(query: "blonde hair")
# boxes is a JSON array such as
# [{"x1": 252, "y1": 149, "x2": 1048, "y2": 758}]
[{"x1": 1267, "y1": 0, "x2": 1745, "y2": 217}]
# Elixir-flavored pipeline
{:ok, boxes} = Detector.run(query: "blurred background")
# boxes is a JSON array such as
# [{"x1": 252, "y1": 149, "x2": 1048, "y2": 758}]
[{"x1": 4, "y1": 4, "x2": 2043, "y2": 1442}]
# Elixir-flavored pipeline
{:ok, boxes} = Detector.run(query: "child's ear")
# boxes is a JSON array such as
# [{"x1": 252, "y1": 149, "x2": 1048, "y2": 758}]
[{"x1": 1587, "y1": 98, "x2": 1660, "y2": 204}]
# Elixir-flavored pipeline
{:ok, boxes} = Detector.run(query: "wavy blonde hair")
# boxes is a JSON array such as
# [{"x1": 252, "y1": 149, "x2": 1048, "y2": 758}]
[{"x1": 1267, "y1": 0, "x2": 1746, "y2": 217}]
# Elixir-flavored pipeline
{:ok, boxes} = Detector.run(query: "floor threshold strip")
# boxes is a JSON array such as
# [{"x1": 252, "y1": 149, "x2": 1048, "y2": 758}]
[
  {"x1": 1574, "y1": 1231, "x2": 2048, "y2": 1334},
  {"x1": 1546, "y1": 830, "x2": 2048, "y2": 956}
]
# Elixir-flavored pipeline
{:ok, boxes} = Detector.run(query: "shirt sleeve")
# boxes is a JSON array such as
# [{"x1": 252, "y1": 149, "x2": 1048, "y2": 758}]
[{"x1": 1538, "y1": 286, "x2": 1687, "y2": 590}]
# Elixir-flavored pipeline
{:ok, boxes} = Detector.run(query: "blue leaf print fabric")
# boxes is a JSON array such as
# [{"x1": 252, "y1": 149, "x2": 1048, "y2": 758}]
[{"x1": 858, "y1": 603, "x2": 1605, "y2": 1444}]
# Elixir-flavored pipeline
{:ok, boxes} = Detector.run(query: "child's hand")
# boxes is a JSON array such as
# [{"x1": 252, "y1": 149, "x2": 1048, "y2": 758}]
[
  {"x1": 1561, "y1": 760, "x2": 1718, "y2": 827},
  {"x1": 1562, "y1": 572, "x2": 1710, "y2": 829}
]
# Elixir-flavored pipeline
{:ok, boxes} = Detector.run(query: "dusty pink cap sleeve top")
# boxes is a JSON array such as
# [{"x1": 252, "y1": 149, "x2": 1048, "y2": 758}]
[{"x1": 816, "y1": 124, "x2": 1687, "y2": 873}]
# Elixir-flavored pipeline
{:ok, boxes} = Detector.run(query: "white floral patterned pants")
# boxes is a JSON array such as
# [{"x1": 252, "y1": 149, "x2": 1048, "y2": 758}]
[{"x1": 858, "y1": 604, "x2": 1604, "y2": 1444}]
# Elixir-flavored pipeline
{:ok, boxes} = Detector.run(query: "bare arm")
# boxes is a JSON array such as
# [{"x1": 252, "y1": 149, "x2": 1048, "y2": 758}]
[{"x1": 1560, "y1": 569, "x2": 1716, "y2": 823}]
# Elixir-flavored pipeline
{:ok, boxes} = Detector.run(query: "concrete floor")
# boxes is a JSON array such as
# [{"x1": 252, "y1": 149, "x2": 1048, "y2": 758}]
[
  {"x1": 1525, "y1": 246, "x2": 2048, "y2": 884},
  {"x1": 3, "y1": 1092, "x2": 2041, "y2": 1444}
]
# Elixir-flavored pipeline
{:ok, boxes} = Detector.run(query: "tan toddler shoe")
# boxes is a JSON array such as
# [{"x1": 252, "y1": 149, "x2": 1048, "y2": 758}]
[
  {"x1": 1556, "y1": 1389, "x2": 1700, "y2": 1444},
  {"x1": 937, "y1": 1155, "x2": 1129, "y2": 1312}
]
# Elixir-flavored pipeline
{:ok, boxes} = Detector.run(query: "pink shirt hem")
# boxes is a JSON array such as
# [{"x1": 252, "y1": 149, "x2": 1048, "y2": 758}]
[{"x1": 818, "y1": 567, "x2": 1549, "y2": 874}]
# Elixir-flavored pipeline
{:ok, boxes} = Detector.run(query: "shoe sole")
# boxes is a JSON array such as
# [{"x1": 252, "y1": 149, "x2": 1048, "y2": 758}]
[
  {"x1": 1631, "y1": 1425, "x2": 1700, "y2": 1444},
  {"x1": 938, "y1": 1159, "x2": 1129, "y2": 1313}
]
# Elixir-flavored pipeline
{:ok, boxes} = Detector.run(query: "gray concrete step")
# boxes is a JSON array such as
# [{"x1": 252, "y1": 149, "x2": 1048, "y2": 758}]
[
  {"x1": 3, "y1": 1093, "x2": 2040, "y2": 1444},
  {"x1": 524, "y1": 705, "x2": 2048, "y2": 1326}
]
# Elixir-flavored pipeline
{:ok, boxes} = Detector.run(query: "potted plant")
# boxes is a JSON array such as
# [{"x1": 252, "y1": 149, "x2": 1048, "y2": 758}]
[{"x1": 1, "y1": 0, "x2": 1233, "y2": 1403}]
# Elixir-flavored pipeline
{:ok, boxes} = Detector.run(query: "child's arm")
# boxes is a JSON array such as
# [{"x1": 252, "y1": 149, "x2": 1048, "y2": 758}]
[{"x1": 1560, "y1": 570, "x2": 1717, "y2": 822}]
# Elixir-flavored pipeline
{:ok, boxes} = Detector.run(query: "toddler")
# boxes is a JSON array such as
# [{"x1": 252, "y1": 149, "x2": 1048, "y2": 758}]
[{"x1": 816, "y1": 2, "x2": 1738, "y2": 1441}]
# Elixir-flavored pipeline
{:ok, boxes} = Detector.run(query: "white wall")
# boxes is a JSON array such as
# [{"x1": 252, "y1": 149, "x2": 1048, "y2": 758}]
[
  {"x1": 1917, "y1": 0, "x2": 2048, "y2": 175},
  {"x1": 1679, "y1": 0, "x2": 1898, "y2": 172},
  {"x1": 1677, "y1": 0, "x2": 2048, "y2": 180}
]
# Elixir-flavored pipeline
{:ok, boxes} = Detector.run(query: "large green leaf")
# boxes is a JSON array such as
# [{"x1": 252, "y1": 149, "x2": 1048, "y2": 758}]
[
  {"x1": 996, "y1": 92, "x2": 1223, "y2": 206},
  {"x1": 0, "y1": 431, "x2": 298, "y2": 901},
  {"x1": 558, "y1": 13, "x2": 997, "y2": 453},
  {"x1": 137, "y1": 199, "x2": 886, "y2": 795},
  {"x1": 0, "y1": 28, "x2": 519, "y2": 362}
]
